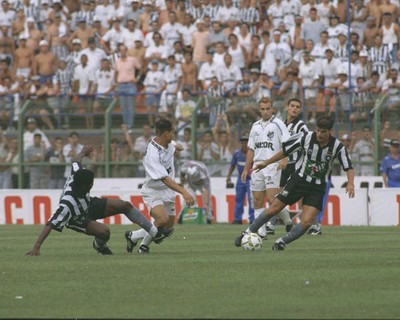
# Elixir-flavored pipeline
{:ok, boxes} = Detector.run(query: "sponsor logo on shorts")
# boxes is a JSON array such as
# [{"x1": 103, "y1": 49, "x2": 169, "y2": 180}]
[{"x1": 280, "y1": 190, "x2": 289, "y2": 197}]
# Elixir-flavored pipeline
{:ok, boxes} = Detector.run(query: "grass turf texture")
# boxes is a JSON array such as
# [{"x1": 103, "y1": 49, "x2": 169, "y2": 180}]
[{"x1": 0, "y1": 225, "x2": 399, "y2": 319}]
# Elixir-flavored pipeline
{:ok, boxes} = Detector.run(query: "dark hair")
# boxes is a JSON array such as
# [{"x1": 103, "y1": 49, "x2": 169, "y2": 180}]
[
  {"x1": 155, "y1": 118, "x2": 173, "y2": 135},
  {"x1": 183, "y1": 127, "x2": 192, "y2": 133},
  {"x1": 73, "y1": 169, "x2": 94, "y2": 186},
  {"x1": 363, "y1": 125, "x2": 371, "y2": 131},
  {"x1": 69, "y1": 131, "x2": 79, "y2": 138},
  {"x1": 371, "y1": 71, "x2": 380, "y2": 77},
  {"x1": 34, "y1": 133, "x2": 42, "y2": 138},
  {"x1": 316, "y1": 116, "x2": 334, "y2": 130},
  {"x1": 287, "y1": 98, "x2": 302, "y2": 107}
]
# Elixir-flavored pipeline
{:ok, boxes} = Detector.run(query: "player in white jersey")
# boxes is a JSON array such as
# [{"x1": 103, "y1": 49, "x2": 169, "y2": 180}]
[
  {"x1": 125, "y1": 119, "x2": 195, "y2": 254},
  {"x1": 241, "y1": 98, "x2": 293, "y2": 239}
]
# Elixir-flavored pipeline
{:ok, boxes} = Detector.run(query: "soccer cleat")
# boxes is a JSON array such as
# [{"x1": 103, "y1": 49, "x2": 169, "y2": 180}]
[
  {"x1": 272, "y1": 240, "x2": 285, "y2": 251},
  {"x1": 285, "y1": 223, "x2": 294, "y2": 233},
  {"x1": 124, "y1": 231, "x2": 137, "y2": 253},
  {"x1": 234, "y1": 231, "x2": 247, "y2": 247},
  {"x1": 137, "y1": 244, "x2": 150, "y2": 254},
  {"x1": 93, "y1": 240, "x2": 113, "y2": 255},
  {"x1": 258, "y1": 232, "x2": 267, "y2": 240},
  {"x1": 307, "y1": 224, "x2": 322, "y2": 235},
  {"x1": 266, "y1": 222, "x2": 275, "y2": 235},
  {"x1": 153, "y1": 227, "x2": 175, "y2": 244}
]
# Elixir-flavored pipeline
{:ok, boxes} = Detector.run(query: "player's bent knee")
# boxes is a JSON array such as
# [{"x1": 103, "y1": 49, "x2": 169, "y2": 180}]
[
  {"x1": 121, "y1": 201, "x2": 133, "y2": 212},
  {"x1": 98, "y1": 226, "x2": 110, "y2": 240}
]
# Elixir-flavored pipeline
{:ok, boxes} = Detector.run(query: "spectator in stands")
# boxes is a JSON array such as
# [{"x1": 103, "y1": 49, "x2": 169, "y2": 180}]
[
  {"x1": 138, "y1": 1, "x2": 157, "y2": 34},
  {"x1": 0, "y1": 128, "x2": 12, "y2": 189},
  {"x1": 380, "y1": 139, "x2": 400, "y2": 188},
  {"x1": 145, "y1": 31, "x2": 168, "y2": 70},
  {"x1": 100, "y1": 17, "x2": 124, "y2": 55},
  {"x1": 72, "y1": 53, "x2": 94, "y2": 128},
  {"x1": 192, "y1": 19, "x2": 209, "y2": 67},
  {"x1": 160, "y1": 55, "x2": 182, "y2": 115},
  {"x1": 381, "y1": 12, "x2": 399, "y2": 64},
  {"x1": 302, "y1": 8, "x2": 327, "y2": 46},
  {"x1": 253, "y1": 68, "x2": 274, "y2": 100},
  {"x1": 228, "y1": 33, "x2": 247, "y2": 70},
  {"x1": 46, "y1": 136, "x2": 65, "y2": 189},
  {"x1": 32, "y1": 40, "x2": 57, "y2": 85},
  {"x1": 352, "y1": 125, "x2": 375, "y2": 176},
  {"x1": 370, "y1": 34, "x2": 393, "y2": 81},
  {"x1": 123, "y1": 19, "x2": 144, "y2": 50},
  {"x1": 175, "y1": 88, "x2": 196, "y2": 136},
  {"x1": 357, "y1": 49, "x2": 371, "y2": 79},
  {"x1": 382, "y1": 67, "x2": 400, "y2": 122},
  {"x1": 176, "y1": 127, "x2": 199, "y2": 164},
  {"x1": 115, "y1": 44, "x2": 141, "y2": 131},
  {"x1": 198, "y1": 129, "x2": 220, "y2": 176},
  {"x1": 133, "y1": 124, "x2": 153, "y2": 177},
  {"x1": 63, "y1": 131, "x2": 83, "y2": 180},
  {"x1": 350, "y1": 76, "x2": 372, "y2": 127},
  {"x1": 25, "y1": 133, "x2": 49, "y2": 189},
  {"x1": 198, "y1": 50, "x2": 217, "y2": 91},
  {"x1": 13, "y1": 35, "x2": 33, "y2": 79},
  {"x1": 47, "y1": 13, "x2": 69, "y2": 61},
  {"x1": 217, "y1": 53, "x2": 242, "y2": 97},
  {"x1": 181, "y1": 51, "x2": 198, "y2": 94},
  {"x1": 350, "y1": 1, "x2": 367, "y2": 43},
  {"x1": 327, "y1": 68, "x2": 350, "y2": 121},
  {"x1": 362, "y1": 16, "x2": 378, "y2": 49},
  {"x1": 212, "y1": 113, "x2": 233, "y2": 176},
  {"x1": 206, "y1": 21, "x2": 229, "y2": 52},
  {"x1": 128, "y1": 39, "x2": 146, "y2": 68},
  {"x1": 124, "y1": 0, "x2": 143, "y2": 24},
  {"x1": 143, "y1": 60, "x2": 164, "y2": 127},
  {"x1": 277, "y1": 72, "x2": 300, "y2": 109},
  {"x1": 92, "y1": 58, "x2": 115, "y2": 128},
  {"x1": 212, "y1": 41, "x2": 227, "y2": 67},
  {"x1": 298, "y1": 51, "x2": 318, "y2": 123},
  {"x1": 160, "y1": 11, "x2": 182, "y2": 54},
  {"x1": 326, "y1": 14, "x2": 347, "y2": 49},
  {"x1": 92, "y1": 15, "x2": 107, "y2": 44},
  {"x1": 81, "y1": 37, "x2": 106, "y2": 72},
  {"x1": 364, "y1": 70, "x2": 382, "y2": 101}
]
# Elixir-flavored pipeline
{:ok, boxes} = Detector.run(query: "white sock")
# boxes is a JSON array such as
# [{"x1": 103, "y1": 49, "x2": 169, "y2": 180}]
[
  {"x1": 254, "y1": 208, "x2": 266, "y2": 236},
  {"x1": 130, "y1": 229, "x2": 148, "y2": 242},
  {"x1": 140, "y1": 233, "x2": 153, "y2": 247},
  {"x1": 277, "y1": 208, "x2": 292, "y2": 225}
]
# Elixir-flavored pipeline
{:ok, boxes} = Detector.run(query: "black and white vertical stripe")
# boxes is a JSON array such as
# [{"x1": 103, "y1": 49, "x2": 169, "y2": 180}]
[
  {"x1": 369, "y1": 45, "x2": 392, "y2": 74},
  {"x1": 204, "y1": 5, "x2": 220, "y2": 22},
  {"x1": 187, "y1": 5, "x2": 204, "y2": 21},
  {"x1": 283, "y1": 132, "x2": 353, "y2": 184},
  {"x1": 285, "y1": 118, "x2": 309, "y2": 164},
  {"x1": 239, "y1": 7, "x2": 260, "y2": 34},
  {"x1": 47, "y1": 162, "x2": 91, "y2": 231}
]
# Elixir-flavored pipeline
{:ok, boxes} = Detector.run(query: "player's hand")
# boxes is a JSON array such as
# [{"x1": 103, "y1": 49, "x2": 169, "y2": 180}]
[
  {"x1": 278, "y1": 157, "x2": 288, "y2": 170},
  {"x1": 240, "y1": 169, "x2": 247, "y2": 183},
  {"x1": 254, "y1": 160, "x2": 268, "y2": 172},
  {"x1": 346, "y1": 183, "x2": 355, "y2": 198},
  {"x1": 183, "y1": 192, "x2": 195, "y2": 207},
  {"x1": 26, "y1": 248, "x2": 40, "y2": 256},
  {"x1": 80, "y1": 145, "x2": 94, "y2": 157}
]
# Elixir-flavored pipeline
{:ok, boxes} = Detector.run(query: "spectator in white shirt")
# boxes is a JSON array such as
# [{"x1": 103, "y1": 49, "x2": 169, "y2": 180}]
[
  {"x1": 72, "y1": 54, "x2": 94, "y2": 128},
  {"x1": 92, "y1": 58, "x2": 115, "y2": 127},
  {"x1": 160, "y1": 11, "x2": 183, "y2": 54},
  {"x1": 122, "y1": 19, "x2": 144, "y2": 49},
  {"x1": 144, "y1": 31, "x2": 168, "y2": 70},
  {"x1": 143, "y1": 60, "x2": 165, "y2": 126},
  {"x1": 101, "y1": 17, "x2": 126, "y2": 54},
  {"x1": 198, "y1": 51, "x2": 218, "y2": 91},
  {"x1": 217, "y1": 53, "x2": 242, "y2": 96},
  {"x1": 80, "y1": 37, "x2": 106, "y2": 72},
  {"x1": 179, "y1": 13, "x2": 196, "y2": 48}
]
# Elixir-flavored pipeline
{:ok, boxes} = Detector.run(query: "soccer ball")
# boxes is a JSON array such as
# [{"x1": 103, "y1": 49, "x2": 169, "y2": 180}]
[{"x1": 241, "y1": 233, "x2": 262, "y2": 251}]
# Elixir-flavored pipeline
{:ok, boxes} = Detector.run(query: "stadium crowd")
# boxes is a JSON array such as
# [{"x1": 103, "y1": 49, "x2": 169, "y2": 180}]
[{"x1": 0, "y1": 0, "x2": 400, "y2": 187}]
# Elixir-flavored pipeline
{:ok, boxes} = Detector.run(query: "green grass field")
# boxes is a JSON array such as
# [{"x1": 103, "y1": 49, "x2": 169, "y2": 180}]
[{"x1": 0, "y1": 224, "x2": 399, "y2": 319}]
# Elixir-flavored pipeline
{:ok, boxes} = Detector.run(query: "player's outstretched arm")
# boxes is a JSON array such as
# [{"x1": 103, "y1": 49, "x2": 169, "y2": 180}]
[
  {"x1": 345, "y1": 169, "x2": 355, "y2": 198},
  {"x1": 254, "y1": 150, "x2": 286, "y2": 172},
  {"x1": 241, "y1": 149, "x2": 254, "y2": 183},
  {"x1": 73, "y1": 145, "x2": 94, "y2": 163},
  {"x1": 162, "y1": 176, "x2": 195, "y2": 207},
  {"x1": 26, "y1": 225, "x2": 53, "y2": 256}
]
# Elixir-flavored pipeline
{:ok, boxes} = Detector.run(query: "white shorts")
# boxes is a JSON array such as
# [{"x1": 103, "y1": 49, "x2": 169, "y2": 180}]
[
  {"x1": 250, "y1": 163, "x2": 281, "y2": 191},
  {"x1": 141, "y1": 185, "x2": 176, "y2": 216}
]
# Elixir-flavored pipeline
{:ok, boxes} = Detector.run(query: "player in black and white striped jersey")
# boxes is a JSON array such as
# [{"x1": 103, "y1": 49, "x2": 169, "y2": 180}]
[
  {"x1": 27, "y1": 145, "x2": 171, "y2": 256},
  {"x1": 235, "y1": 116, "x2": 355, "y2": 250}
]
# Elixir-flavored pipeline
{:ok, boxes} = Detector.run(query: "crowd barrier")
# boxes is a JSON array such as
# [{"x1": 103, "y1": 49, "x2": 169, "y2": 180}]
[{"x1": 1, "y1": 177, "x2": 399, "y2": 226}]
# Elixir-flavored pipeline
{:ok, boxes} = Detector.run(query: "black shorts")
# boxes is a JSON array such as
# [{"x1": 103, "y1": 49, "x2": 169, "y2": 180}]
[
  {"x1": 280, "y1": 163, "x2": 296, "y2": 188},
  {"x1": 276, "y1": 173, "x2": 326, "y2": 211},
  {"x1": 65, "y1": 197, "x2": 108, "y2": 234}
]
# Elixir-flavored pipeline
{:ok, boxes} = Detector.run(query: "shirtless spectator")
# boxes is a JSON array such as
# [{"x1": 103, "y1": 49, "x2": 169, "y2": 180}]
[
  {"x1": 128, "y1": 39, "x2": 146, "y2": 68},
  {"x1": 363, "y1": 16, "x2": 379, "y2": 49},
  {"x1": 32, "y1": 40, "x2": 57, "y2": 85},
  {"x1": 380, "y1": 0, "x2": 398, "y2": 21},
  {"x1": 26, "y1": 17, "x2": 42, "y2": 52},
  {"x1": 138, "y1": 2, "x2": 155, "y2": 34},
  {"x1": 181, "y1": 51, "x2": 198, "y2": 94},
  {"x1": 47, "y1": 13, "x2": 69, "y2": 60},
  {"x1": 12, "y1": 8, "x2": 26, "y2": 37},
  {"x1": 48, "y1": 0, "x2": 71, "y2": 23},
  {"x1": 92, "y1": 16, "x2": 107, "y2": 47},
  {"x1": 68, "y1": 18, "x2": 94, "y2": 50},
  {"x1": 13, "y1": 35, "x2": 34, "y2": 79},
  {"x1": 0, "y1": 24, "x2": 15, "y2": 64},
  {"x1": 366, "y1": 0, "x2": 382, "y2": 26}
]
